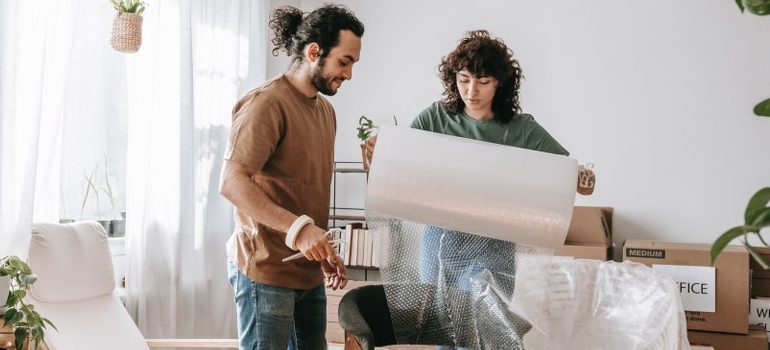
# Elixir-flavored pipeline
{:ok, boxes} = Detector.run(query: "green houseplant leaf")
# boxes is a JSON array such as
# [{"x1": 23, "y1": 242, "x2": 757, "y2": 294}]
[
  {"x1": 711, "y1": 225, "x2": 750, "y2": 264},
  {"x1": 745, "y1": 0, "x2": 770, "y2": 15},
  {"x1": 356, "y1": 115, "x2": 375, "y2": 142},
  {"x1": 712, "y1": 187, "x2": 770, "y2": 269},
  {"x1": 749, "y1": 207, "x2": 770, "y2": 227},
  {"x1": 745, "y1": 187, "x2": 770, "y2": 224},
  {"x1": 734, "y1": 1, "x2": 770, "y2": 116},
  {"x1": 745, "y1": 243, "x2": 770, "y2": 268},
  {"x1": 1, "y1": 256, "x2": 56, "y2": 349},
  {"x1": 754, "y1": 98, "x2": 770, "y2": 117}
]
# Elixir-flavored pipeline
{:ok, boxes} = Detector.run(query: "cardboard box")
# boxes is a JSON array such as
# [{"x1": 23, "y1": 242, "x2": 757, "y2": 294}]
[
  {"x1": 688, "y1": 326, "x2": 767, "y2": 350},
  {"x1": 754, "y1": 278, "x2": 770, "y2": 298},
  {"x1": 555, "y1": 206, "x2": 613, "y2": 260},
  {"x1": 749, "y1": 297, "x2": 770, "y2": 343},
  {"x1": 748, "y1": 247, "x2": 770, "y2": 298},
  {"x1": 623, "y1": 240, "x2": 749, "y2": 334},
  {"x1": 749, "y1": 247, "x2": 770, "y2": 278}
]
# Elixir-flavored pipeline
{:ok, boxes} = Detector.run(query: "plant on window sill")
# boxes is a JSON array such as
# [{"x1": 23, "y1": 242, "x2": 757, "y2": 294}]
[
  {"x1": 0, "y1": 256, "x2": 56, "y2": 350},
  {"x1": 61, "y1": 156, "x2": 126, "y2": 237}
]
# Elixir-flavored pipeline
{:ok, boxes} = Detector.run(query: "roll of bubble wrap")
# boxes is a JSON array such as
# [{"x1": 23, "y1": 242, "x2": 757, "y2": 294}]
[{"x1": 365, "y1": 126, "x2": 578, "y2": 249}]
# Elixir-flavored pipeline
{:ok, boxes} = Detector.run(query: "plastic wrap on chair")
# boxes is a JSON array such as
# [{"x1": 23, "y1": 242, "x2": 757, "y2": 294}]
[{"x1": 370, "y1": 217, "x2": 545, "y2": 349}]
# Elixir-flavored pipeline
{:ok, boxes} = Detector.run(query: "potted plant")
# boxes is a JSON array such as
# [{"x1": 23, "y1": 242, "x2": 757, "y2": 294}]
[
  {"x1": 356, "y1": 116, "x2": 376, "y2": 170},
  {"x1": 709, "y1": 1, "x2": 770, "y2": 265},
  {"x1": 0, "y1": 256, "x2": 56, "y2": 350},
  {"x1": 77, "y1": 163, "x2": 125, "y2": 236},
  {"x1": 81, "y1": 166, "x2": 111, "y2": 233},
  {"x1": 110, "y1": 0, "x2": 147, "y2": 53},
  {"x1": 356, "y1": 115, "x2": 397, "y2": 170},
  {"x1": 735, "y1": 0, "x2": 770, "y2": 116},
  {"x1": 711, "y1": 187, "x2": 770, "y2": 266}
]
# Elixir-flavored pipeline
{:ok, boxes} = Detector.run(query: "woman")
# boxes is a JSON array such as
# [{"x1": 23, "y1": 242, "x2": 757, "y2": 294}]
[
  {"x1": 366, "y1": 30, "x2": 595, "y2": 348},
  {"x1": 368, "y1": 29, "x2": 594, "y2": 280}
]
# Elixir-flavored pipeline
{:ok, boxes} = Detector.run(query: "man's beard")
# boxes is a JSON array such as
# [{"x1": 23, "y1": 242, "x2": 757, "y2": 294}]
[{"x1": 311, "y1": 57, "x2": 342, "y2": 96}]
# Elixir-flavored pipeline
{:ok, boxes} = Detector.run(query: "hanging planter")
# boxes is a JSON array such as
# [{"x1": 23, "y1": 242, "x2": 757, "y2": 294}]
[
  {"x1": 111, "y1": 12, "x2": 143, "y2": 53},
  {"x1": 109, "y1": 0, "x2": 147, "y2": 54}
]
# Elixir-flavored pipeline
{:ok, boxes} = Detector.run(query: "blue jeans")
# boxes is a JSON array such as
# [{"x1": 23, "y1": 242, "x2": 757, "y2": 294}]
[
  {"x1": 419, "y1": 225, "x2": 446, "y2": 284},
  {"x1": 419, "y1": 226, "x2": 517, "y2": 294},
  {"x1": 228, "y1": 262, "x2": 327, "y2": 350}
]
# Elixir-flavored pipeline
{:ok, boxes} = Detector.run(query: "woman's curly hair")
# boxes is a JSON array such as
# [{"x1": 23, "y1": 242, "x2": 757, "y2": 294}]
[
  {"x1": 439, "y1": 30, "x2": 523, "y2": 122},
  {"x1": 269, "y1": 5, "x2": 364, "y2": 64}
]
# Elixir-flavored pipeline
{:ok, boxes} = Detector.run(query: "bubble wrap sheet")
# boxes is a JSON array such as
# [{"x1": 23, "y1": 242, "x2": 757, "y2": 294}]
[
  {"x1": 366, "y1": 127, "x2": 689, "y2": 349},
  {"x1": 513, "y1": 257, "x2": 690, "y2": 350}
]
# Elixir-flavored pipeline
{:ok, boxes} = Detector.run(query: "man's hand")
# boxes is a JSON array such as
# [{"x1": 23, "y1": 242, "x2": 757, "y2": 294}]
[
  {"x1": 295, "y1": 224, "x2": 338, "y2": 263},
  {"x1": 321, "y1": 256, "x2": 348, "y2": 290},
  {"x1": 577, "y1": 164, "x2": 596, "y2": 196}
]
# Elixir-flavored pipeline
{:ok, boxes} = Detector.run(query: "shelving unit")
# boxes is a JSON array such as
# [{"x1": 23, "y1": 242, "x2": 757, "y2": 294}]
[
  {"x1": 330, "y1": 161, "x2": 368, "y2": 226},
  {"x1": 329, "y1": 161, "x2": 378, "y2": 281}
]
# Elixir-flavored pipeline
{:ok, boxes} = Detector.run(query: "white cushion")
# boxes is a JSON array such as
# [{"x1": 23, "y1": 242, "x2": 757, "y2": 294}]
[
  {"x1": 28, "y1": 221, "x2": 115, "y2": 302},
  {"x1": 34, "y1": 293, "x2": 150, "y2": 350}
]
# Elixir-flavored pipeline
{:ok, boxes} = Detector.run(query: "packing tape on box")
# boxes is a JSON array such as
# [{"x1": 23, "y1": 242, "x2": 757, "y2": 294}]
[{"x1": 365, "y1": 126, "x2": 578, "y2": 249}]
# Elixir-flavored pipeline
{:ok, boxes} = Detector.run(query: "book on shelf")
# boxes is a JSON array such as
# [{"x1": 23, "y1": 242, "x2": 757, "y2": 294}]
[
  {"x1": 338, "y1": 222, "x2": 380, "y2": 268},
  {"x1": 343, "y1": 224, "x2": 353, "y2": 265},
  {"x1": 356, "y1": 228, "x2": 366, "y2": 266},
  {"x1": 344, "y1": 222, "x2": 363, "y2": 265},
  {"x1": 372, "y1": 235, "x2": 380, "y2": 268},
  {"x1": 364, "y1": 227, "x2": 373, "y2": 267}
]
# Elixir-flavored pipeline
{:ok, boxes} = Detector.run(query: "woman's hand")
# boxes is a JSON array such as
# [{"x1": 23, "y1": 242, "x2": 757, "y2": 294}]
[{"x1": 577, "y1": 163, "x2": 596, "y2": 196}]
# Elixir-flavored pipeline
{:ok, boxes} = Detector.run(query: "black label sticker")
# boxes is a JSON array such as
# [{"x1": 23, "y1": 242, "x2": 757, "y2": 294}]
[{"x1": 626, "y1": 248, "x2": 666, "y2": 259}]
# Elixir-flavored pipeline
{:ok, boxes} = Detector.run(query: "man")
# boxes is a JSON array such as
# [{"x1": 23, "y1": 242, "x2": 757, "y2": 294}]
[{"x1": 219, "y1": 4, "x2": 364, "y2": 349}]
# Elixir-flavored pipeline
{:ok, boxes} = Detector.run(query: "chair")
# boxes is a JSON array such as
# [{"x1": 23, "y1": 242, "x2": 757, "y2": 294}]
[
  {"x1": 338, "y1": 284, "x2": 481, "y2": 350},
  {"x1": 337, "y1": 284, "x2": 395, "y2": 350},
  {"x1": 339, "y1": 260, "x2": 688, "y2": 350},
  {"x1": 26, "y1": 221, "x2": 237, "y2": 350}
]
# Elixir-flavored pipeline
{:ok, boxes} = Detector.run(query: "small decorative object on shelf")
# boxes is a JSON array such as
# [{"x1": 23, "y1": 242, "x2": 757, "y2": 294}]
[
  {"x1": 356, "y1": 115, "x2": 397, "y2": 170},
  {"x1": 0, "y1": 256, "x2": 56, "y2": 350},
  {"x1": 110, "y1": 0, "x2": 147, "y2": 53},
  {"x1": 356, "y1": 116, "x2": 375, "y2": 170}
]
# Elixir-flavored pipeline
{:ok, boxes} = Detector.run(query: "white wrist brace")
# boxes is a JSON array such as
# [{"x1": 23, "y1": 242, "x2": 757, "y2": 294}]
[{"x1": 285, "y1": 215, "x2": 314, "y2": 250}]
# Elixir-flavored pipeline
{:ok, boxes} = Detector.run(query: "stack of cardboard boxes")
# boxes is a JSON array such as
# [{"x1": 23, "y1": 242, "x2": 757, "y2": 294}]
[
  {"x1": 749, "y1": 248, "x2": 770, "y2": 348},
  {"x1": 623, "y1": 240, "x2": 767, "y2": 350},
  {"x1": 555, "y1": 206, "x2": 613, "y2": 261}
]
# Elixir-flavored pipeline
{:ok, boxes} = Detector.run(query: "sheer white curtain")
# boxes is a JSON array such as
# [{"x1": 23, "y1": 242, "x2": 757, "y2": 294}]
[
  {"x1": 0, "y1": 0, "x2": 126, "y2": 257},
  {"x1": 125, "y1": 0, "x2": 267, "y2": 339}
]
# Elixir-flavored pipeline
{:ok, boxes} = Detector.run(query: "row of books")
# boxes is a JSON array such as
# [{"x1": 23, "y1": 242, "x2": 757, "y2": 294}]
[{"x1": 330, "y1": 223, "x2": 379, "y2": 268}]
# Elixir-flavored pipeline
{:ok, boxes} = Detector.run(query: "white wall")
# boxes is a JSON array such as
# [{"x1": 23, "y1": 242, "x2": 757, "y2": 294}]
[{"x1": 268, "y1": 0, "x2": 770, "y2": 259}]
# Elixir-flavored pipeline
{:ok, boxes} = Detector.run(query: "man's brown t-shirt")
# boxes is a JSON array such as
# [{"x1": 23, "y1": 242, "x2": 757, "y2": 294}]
[{"x1": 224, "y1": 75, "x2": 335, "y2": 290}]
